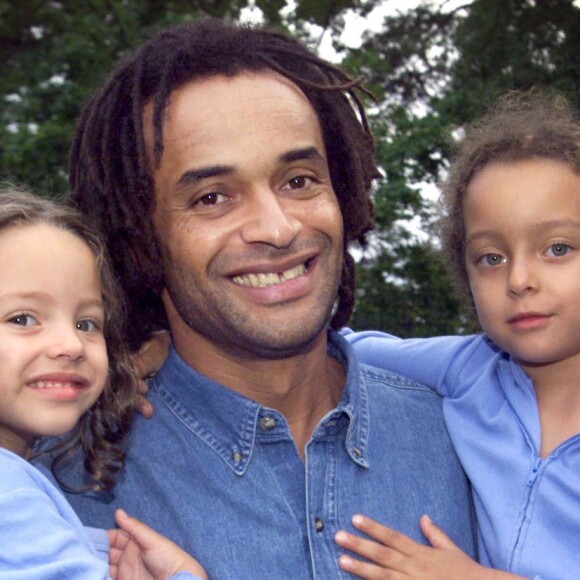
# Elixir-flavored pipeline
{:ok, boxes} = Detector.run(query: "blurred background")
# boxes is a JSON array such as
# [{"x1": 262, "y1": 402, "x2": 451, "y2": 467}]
[{"x1": 1, "y1": 0, "x2": 579, "y2": 336}]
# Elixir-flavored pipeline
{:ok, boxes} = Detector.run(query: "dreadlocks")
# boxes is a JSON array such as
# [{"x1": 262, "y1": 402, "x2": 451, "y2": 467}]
[{"x1": 69, "y1": 18, "x2": 379, "y2": 350}]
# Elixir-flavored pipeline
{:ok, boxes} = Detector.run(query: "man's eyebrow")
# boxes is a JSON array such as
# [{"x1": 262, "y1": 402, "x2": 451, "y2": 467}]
[
  {"x1": 177, "y1": 165, "x2": 234, "y2": 188},
  {"x1": 279, "y1": 147, "x2": 326, "y2": 164},
  {"x1": 175, "y1": 147, "x2": 325, "y2": 189}
]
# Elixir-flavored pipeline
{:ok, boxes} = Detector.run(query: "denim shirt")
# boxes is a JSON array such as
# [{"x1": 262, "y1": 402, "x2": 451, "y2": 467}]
[{"x1": 66, "y1": 330, "x2": 476, "y2": 579}]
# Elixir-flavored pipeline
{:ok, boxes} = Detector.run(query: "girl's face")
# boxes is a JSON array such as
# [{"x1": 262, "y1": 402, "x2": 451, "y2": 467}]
[
  {"x1": 0, "y1": 223, "x2": 108, "y2": 457},
  {"x1": 464, "y1": 158, "x2": 580, "y2": 371}
]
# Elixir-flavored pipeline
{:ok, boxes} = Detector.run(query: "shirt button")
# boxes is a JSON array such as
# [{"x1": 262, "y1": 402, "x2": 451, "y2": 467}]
[
  {"x1": 232, "y1": 451, "x2": 242, "y2": 463},
  {"x1": 260, "y1": 416, "x2": 277, "y2": 431},
  {"x1": 352, "y1": 447, "x2": 362, "y2": 458},
  {"x1": 315, "y1": 517, "x2": 324, "y2": 533}
]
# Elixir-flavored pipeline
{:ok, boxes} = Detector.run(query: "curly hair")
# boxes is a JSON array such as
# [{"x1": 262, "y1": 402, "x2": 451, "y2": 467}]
[
  {"x1": 69, "y1": 18, "x2": 379, "y2": 351},
  {"x1": 440, "y1": 89, "x2": 580, "y2": 306},
  {"x1": 0, "y1": 187, "x2": 136, "y2": 492}
]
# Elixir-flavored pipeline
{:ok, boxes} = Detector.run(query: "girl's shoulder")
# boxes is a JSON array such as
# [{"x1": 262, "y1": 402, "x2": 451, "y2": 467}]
[
  {"x1": 0, "y1": 447, "x2": 56, "y2": 496},
  {"x1": 0, "y1": 446, "x2": 31, "y2": 473}
]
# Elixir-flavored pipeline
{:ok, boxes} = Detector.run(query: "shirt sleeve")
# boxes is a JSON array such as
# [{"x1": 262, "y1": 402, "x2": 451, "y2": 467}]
[
  {"x1": 0, "y1": 485, "x2": 109, "y2": 580},
  {"x1": 342, "y1": 328, "x2": 483, "y2": 398}
]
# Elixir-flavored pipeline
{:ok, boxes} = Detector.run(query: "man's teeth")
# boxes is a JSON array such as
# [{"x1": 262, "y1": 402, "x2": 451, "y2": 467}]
[
  {"x1": 232, "y1": 263, "x2": 306, "y2": 288},
  {"x1": 29, "y1": 381, "x2": 77, "y2": 389}
]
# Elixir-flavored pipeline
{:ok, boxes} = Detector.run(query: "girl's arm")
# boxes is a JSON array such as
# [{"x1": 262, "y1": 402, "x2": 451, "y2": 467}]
[
  {"x1": 343, "y1": 329, "x2": 488, "y2": 397},
  {"x1": 0, "y1": 486, "x2": 109, "y2": 578},
  {"x1": 335, "y1": 515, "x2": 527, "y2": 580}
]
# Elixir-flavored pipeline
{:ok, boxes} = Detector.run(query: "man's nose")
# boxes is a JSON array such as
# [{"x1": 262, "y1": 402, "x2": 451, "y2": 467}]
[{"x1": 240, "y1": 188, "x2": 302, "y2": 248}]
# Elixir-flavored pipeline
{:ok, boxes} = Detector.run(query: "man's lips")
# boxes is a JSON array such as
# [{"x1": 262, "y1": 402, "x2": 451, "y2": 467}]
[
  {"x1": 232, "y1": 262, "x2": 307, "y2": 288},
  {"x1": 230, "y1": 256, "x2": 314, "y2": 289}
]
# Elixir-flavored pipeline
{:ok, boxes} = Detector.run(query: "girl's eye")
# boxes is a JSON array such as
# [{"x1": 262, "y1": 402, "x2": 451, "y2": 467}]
[
  {"x1": 546, "y1": 243, "x2": 571, "y2": 257},
  {"x1": 478, "y1": 254, "x2": 506, "y2": 267},
  {"x1": 8, "y1": 314, "x2": 38, "y2": 327},
  {"x1": 76, "y1": 319, "x2": 99, "y2": 332}
]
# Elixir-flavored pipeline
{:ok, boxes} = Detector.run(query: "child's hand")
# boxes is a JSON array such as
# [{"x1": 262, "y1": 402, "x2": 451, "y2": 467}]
[
  {"x1": 334, "y1": 514, "x2": 524, "y2": 579},
  {"x1": 131, "y1": 331, "x2": 171, "y2": 418},
  {"x1": 108, "y1": 508, "x2": 208, "y2": 580}
]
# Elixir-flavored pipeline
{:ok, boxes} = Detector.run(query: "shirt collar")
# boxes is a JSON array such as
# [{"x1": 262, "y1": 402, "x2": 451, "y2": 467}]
[
  {"x1": 152, "y1": 329, "x2": 370, "y2": 475},
  {"x1": 322, "y1": 331, "x2": 370, "y2": 468}
]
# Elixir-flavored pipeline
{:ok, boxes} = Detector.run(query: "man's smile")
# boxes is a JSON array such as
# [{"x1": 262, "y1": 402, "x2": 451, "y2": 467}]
[{"x1": 232, "y1": 262, "x2": 307, "y2": 288}]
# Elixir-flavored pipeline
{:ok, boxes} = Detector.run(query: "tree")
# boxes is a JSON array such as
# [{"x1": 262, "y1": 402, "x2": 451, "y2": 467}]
[
  {"x1": 1, "y1": 0, "x2": 579, "y2": 335},
  {"x1": 344, "y1": 0, "x2": 580, "y2": 335},
  {"x1": 0, "y1": 0, "x2": 366, "y2": 195}
]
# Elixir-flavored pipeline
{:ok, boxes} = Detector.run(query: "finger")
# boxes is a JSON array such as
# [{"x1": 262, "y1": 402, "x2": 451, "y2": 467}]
[
  {"x1": 335, "y1": 530, "x2": 407, "y2": 570},
  {"x1": 114, "y1": 509, "x2": 163, "y2": 552},
  {"x1": 338, "y1": 553, "x2": 405, "y2": 579},
  {"x1": 132, "y1": 331, "x2": 170, "y2": 378},
  {"x1": 419, "y1": 515, "x2": 461, "y2": 552},
  {"x1": 136, "y1": 378, "x2": 149, "y2": 396},
  {"x1": 114, "y1": 509, "x2": 209, "y2": 580},
  {"x1": 135, "y1": 389, "x2": 154, "y2": 418},
  {"x1": 107, "y1": 529, "x2": 133, "y2": 579},
  {"x1": 352, "y1": 515, "x2": 420, "y2": 556},
  {"x1": 107, "y1": 528, "x2": 131, "y2": 552},
  {"x1": 108, "y1": 548, "x2": 121, "y2": 567},
  {"x1": 107, "y1": 529, "x2": 131, "y2": 571}
]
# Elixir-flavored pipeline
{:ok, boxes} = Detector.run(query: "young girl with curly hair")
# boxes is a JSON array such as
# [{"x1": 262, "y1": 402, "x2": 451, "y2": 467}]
[{"x1": 0, "y1": 188, "x2": 205, "y2": 579}]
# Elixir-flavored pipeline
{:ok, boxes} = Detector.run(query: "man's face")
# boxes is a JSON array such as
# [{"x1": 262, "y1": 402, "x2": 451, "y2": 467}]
[{"x1": 146, "y1": 71, "x2": 344, "y2": 359}]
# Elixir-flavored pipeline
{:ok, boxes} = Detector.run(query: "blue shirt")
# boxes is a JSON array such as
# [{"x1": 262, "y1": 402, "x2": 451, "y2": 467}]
[
  {"x1": 346, "y1": 329, "x2": 578, "y2": 580},
  {"x1": 65, "y1": 330, "x2": 476, "y2": 579},
  {"x1": 4, "y1": 448, "x2": 201, "y2": 580}
]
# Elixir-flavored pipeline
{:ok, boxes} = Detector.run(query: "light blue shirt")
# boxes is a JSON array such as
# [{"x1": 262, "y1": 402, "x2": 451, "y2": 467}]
[
  {"x1": 4, "y1": 447, "x2": 201, "y2": 580},
  {"x1": 0, "y1": 447, "x2": 109, "y2": 579},
  {"x1": 346, "y1": 329, "x2": 577, "y2": 580},
  {"x1": 64, "y1": 330, "x2": 476, "y2": 579}
]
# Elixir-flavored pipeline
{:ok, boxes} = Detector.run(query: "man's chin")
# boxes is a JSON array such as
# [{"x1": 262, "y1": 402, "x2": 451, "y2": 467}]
[{"x1": 220, "y1": 320, "x2": 330, "y2": 360}]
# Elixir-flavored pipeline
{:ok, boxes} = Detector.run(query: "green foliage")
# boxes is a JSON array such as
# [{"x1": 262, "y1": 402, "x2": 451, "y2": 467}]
[
  {"x1": 1, "y1": 0, "x2": 579, "y2": 335},
  {"x1": 353, "y1": 232, "x2": 472, "y2": 337},
  {"x1": 348, "y1": 0, "x2": 580, "y2": 336},
  {"x1": 444, "y1": 0, "x2": 580, "y2": 122},
  {"x1": 0, "y1": 0, "x2": 358, "y2": 195}
]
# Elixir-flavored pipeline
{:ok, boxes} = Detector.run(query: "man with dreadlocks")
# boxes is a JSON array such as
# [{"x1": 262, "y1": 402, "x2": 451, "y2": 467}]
[{"x1": 64, "y1": 18, "x2": 476, "y2": 578}]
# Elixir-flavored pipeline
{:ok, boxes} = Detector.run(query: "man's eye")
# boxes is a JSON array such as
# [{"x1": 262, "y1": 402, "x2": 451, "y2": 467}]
[
  {"x1": 286, "y1": 176, "x2": 313, "y2": 190},
  {"x1": 546, "y1": 243, "x2": 571, "y2": 257},
  {"x1": 196, "y1": 192, "x2": 228, "y2": 206},
  {"x1": 478, "y1": 254, "x2": 505, "y2": 267},
  {"x1": 76, "y1": 319, "x2": 99, "y2": 332},
  {"x1": 8, "y1": 314, "x2": 37, "y2": 326}
]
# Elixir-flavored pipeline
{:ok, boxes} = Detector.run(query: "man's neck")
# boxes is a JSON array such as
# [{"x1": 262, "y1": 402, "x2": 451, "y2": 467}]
[{"x1": 172, "y1": 328, "x2": 345, "y2": 459}]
